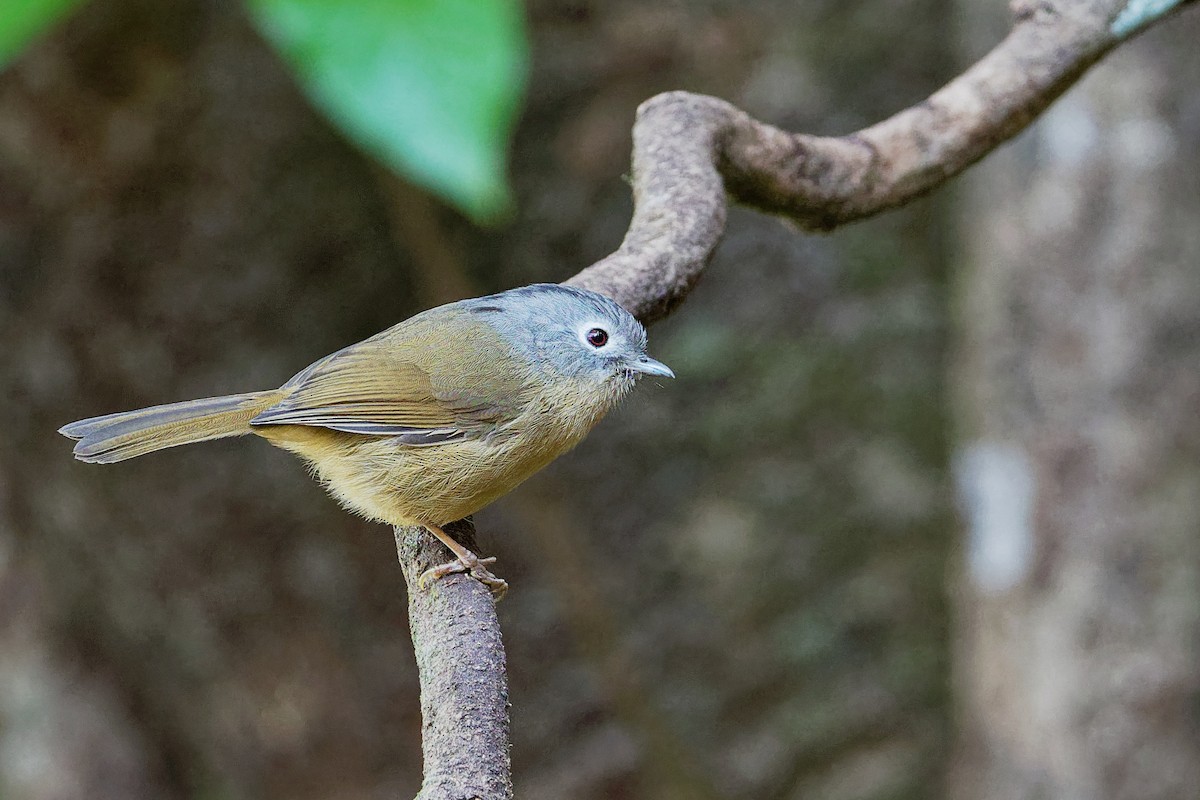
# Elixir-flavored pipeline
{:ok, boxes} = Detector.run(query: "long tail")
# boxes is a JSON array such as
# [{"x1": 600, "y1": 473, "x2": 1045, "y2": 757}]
[{"x1": 59, "y1": 390, "x2": 284, "y2": 464}]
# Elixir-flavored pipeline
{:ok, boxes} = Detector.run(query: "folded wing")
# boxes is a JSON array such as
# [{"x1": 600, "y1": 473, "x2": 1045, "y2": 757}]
[{"x1": 250, "y1": 330, "x2": 526, "y2": 445}]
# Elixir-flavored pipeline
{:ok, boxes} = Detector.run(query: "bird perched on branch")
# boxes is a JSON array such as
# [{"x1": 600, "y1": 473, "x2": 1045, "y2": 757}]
[{"x1": 60, "y1": 283, "x2": 673, "y2": 597}]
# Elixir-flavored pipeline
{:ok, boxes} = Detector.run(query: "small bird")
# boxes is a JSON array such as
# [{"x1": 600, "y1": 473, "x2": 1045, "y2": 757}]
[{"x1": 60, "y1": 283, "x2": 673, "y2": 596}]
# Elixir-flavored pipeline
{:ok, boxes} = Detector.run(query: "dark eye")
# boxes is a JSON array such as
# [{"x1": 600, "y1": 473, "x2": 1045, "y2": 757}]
[{"x1": 586, "y1": 328, "x2": 609, "y2": 347}]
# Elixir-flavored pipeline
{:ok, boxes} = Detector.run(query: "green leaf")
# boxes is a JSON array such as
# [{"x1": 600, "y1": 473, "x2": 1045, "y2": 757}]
[
  {"x1": 248, "y1": 0, "x2": 528, "y2": 222},
  {"x1": 0, "y1": 0, "x2": 85, "y2": 69}
]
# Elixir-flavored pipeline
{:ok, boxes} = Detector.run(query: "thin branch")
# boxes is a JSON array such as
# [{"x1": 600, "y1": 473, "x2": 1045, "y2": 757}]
[
  {"x1": 395, "y1": 1, "x2": 1196, "y2": 797},
  {"x1": 396, "y1": 520, "x2": 512, "y2": 800},
  {"x1": 566, "y1": 0, "x2": 1197, "y2": 322}
]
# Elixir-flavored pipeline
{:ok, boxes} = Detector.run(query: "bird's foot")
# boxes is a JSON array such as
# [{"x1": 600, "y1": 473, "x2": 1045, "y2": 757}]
[{"x1": 419, "y1": 549, "x2": 509, "y2": 600}]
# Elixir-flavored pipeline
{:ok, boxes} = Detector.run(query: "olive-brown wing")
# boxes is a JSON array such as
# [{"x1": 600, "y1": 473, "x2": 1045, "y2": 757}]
[{"x1": 249, "y1": 323, "x2": 528, "y2": 445}]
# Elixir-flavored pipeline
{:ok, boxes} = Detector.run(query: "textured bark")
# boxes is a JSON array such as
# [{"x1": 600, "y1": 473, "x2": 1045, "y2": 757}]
[
  {"x1": 567, "y1": 0, "x2": 1197, "y2": 323},
  {"x1": 950, "y1": 5, "x2": 1200, "y2": 799},
  {"x1": 396, "y1": 521, "x2": 512, "y2": 800}
]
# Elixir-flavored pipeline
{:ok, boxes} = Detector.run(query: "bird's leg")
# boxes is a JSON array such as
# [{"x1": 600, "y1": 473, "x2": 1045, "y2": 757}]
[{"x1": 418, "y1": 523, "x2": 509, "y2": 600}]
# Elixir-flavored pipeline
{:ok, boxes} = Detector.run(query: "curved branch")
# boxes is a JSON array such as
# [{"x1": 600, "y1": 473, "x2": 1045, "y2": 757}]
[
  {"x1": 396, "y1": 520, "x2": 512, "y2": 800},
  {"x1": 397, "y1": 1, "x2": 1195, "y2": 795},
  {"x1": 566, "y1": 0, "x2": 1196, "y2": 322}
]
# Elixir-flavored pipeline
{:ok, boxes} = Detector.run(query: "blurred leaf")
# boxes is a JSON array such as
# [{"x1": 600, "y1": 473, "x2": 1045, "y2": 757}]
[
  {"x1": 248, "y1": 0, "x2": 527, "y2": 222},
  {"x1": 0, "y1": 0, "x2": 84, "y2": 69}
]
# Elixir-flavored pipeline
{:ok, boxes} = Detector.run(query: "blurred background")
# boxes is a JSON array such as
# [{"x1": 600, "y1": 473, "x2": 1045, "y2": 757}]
[{"x1": 2, "y1": 1, "x2": 1199, "y2": 799}]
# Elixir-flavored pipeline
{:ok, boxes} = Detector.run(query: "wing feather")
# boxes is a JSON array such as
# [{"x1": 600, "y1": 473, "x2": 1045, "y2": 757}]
[{"x1": 249, "y1": 314, "x2": 527, "y2": 443}]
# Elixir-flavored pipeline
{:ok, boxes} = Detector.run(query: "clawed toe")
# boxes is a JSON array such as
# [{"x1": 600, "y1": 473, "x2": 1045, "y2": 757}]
[
  {"x1": 469, "y1": 563, "x2": 508, "y2": 600},
  {"x1": 418, "y1": 550, "x2": 508, "y2": 600}
]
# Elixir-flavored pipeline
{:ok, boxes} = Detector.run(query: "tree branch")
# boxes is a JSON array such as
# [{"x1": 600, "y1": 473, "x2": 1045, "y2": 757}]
[
  {"x1": 395, "y1": 1, "x2": 1196, "y2": 796},
  {"x1": 565, "y1": 0, "x2": 1197, "y2": 322},
  {"x1": 396, "y1": 520, "x2": 512, "y2": 800}
]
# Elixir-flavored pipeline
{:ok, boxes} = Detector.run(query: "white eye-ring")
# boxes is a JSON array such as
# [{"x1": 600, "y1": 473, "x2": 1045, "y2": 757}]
[{"x1": 585, "y1": 327, "x2": 609, "y2": 348}]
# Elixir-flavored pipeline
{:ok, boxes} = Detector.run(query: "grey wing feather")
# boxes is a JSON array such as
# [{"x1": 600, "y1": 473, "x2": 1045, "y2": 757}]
[{"x1": 276, "y1": 417, "x2": 466, "y2": 443}]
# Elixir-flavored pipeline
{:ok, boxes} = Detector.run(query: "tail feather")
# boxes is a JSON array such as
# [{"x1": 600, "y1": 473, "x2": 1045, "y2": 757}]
[{"x1": 60, "y1": 391, "x2": 283, "y2": 464}]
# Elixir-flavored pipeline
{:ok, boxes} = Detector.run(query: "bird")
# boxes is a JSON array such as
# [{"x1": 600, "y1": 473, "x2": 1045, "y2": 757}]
[{"x1": 59, "y1": 283, "x2": 673, "y2": 597}]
